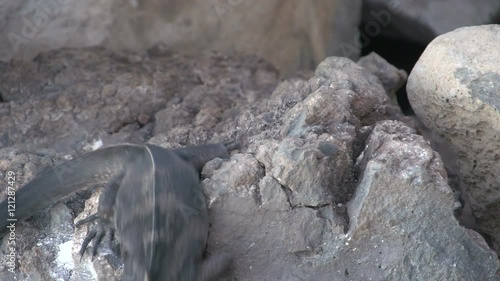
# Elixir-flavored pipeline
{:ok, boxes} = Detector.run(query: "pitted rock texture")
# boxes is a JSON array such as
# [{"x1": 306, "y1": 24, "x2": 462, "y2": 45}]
[
  {"x1": 357, "y1": 52, "x2": 407, "y2": 105},
  {"x1": 1, "y1": 48, "x2": 499, "y2": 280},
  {"x1": 407, "y1": 25, "x2": 500, "y2": 250},
  {"x1": 204, "y1": 120, "x2": 500, "y2": 280},
  {"x1": 347, "y1": 121, "x2": 498, "y2": 280}
]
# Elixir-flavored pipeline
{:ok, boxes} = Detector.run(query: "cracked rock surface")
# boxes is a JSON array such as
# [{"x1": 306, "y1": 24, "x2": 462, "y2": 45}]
[{"x1": 0, "y1": 47, "x2": 499, "y2": 280}]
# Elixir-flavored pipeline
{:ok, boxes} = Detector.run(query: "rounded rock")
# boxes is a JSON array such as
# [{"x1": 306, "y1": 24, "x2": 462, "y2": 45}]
[{"x1": 407, "y1": 25, "x2": 500, "y2": 240}]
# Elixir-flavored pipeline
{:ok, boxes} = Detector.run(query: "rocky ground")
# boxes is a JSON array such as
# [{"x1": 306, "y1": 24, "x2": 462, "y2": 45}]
[
  {"x1": 408, "y1": 25, "x2": 500, "y2": 254},
  {"x1": 0, "y1": 25, "x2": 499, "y2": 281}
]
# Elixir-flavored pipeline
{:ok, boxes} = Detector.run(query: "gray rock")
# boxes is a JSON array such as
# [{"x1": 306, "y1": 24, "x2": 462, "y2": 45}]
[
  {"x1": 265, "y1": 134, "x2": 352, "y2": 207},
  {"x1": 357, "y1": 52, "x2": 407, "y2": 105},
  {"x1": 407, "y1": 25, "x2": 500, "y2": 249},
  {"x1": 362, "y1": 0, "x2": 500, "y2": 44},
  {"x1": 205, "y1": 119, "x2": 500, "y2": 280},
  {"x1": 348, "y1": 120, "x2": 499, "y2": 281},
  {"x1": 206, "y1": 55, "x2": 498, "y2": 279}
]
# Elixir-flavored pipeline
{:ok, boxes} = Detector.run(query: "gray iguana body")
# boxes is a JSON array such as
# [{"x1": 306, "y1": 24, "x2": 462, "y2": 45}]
[{"x1": 0, "y1": 143, "x2": 234, "y2": 281}]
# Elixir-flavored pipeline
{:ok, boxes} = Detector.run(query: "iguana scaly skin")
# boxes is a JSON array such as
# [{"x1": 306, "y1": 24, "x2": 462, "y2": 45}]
[{"x1": 0, "y1": 143, "x2": 234, "y2": 281}]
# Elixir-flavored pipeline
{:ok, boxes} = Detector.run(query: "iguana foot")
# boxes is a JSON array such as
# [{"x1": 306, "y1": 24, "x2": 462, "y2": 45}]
[
  {"x1": 76, "y1": 214, "x2": 116, "y2": 260},
  {"x1": 76, "y1": 172, "x2": 123, "y2": 260}
]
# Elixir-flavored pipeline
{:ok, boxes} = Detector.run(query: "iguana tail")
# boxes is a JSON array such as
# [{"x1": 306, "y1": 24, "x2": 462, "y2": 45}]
[{"x1": 0, "y1": 144, "x2": 147, "y2": 237}]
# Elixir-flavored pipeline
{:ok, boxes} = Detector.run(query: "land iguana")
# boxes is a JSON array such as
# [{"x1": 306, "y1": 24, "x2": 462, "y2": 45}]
[{"x1": 0, "y1": 142, "x2": 237, "y2": 281}]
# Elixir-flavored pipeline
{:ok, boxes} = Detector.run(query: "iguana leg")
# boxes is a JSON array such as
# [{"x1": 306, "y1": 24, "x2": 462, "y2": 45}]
[
  {"x1": 171, "y1": 141, "x2": 239, "y2": 173},
  {"x1": 78, "y1": 222, "x2": 115, "y2": 259},
  {"x1": 76, "y1": 172, "x2": 124, "y2": 259},
  {"x1": 200, "y1": 253, "x2": 232, "y2": 281}
]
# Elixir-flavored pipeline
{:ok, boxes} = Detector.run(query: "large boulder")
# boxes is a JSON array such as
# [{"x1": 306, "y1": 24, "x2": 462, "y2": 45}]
[{"x1": 407, "y1": 25, "x2": 500, "y2": 249}]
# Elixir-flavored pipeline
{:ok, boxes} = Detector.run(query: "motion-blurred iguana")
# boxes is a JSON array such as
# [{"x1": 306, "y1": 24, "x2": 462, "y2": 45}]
[{"x1": 0, "y1": 142, "x2": 236, "y2": 281}]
